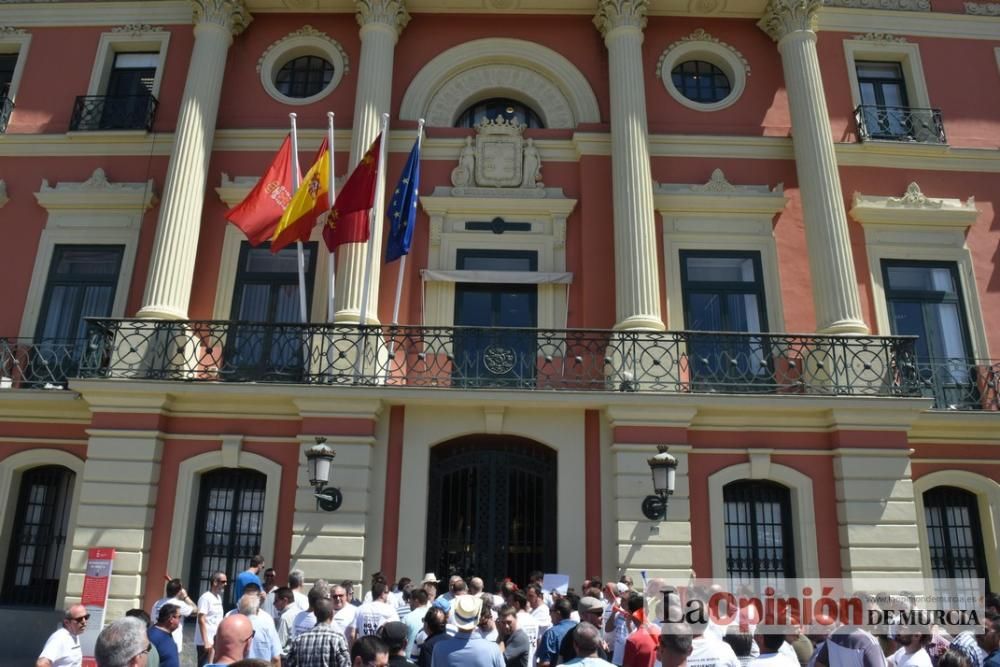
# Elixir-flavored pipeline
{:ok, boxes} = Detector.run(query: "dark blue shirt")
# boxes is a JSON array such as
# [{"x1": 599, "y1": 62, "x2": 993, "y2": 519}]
[
  {"x1": 536, "y1": 619, "x2": 577, "y2": 666},
  {"x1": 149, "y1": 626, "x2": 179, "y2": 667},
  {"x1": 234, "y1": 569, "x2": 262, "y2": 601},
  {"x1": 984, "y1": 649, "x2": 1000, "y2": 667}
]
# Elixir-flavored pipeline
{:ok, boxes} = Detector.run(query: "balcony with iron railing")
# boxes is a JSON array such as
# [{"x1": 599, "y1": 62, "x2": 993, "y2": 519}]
[
  {"x1": 4, "y1": 320, "x2": 997, "y2": 411},
  {"x1": 854, "y1": 104, "x2": 947, "y2": 144},
  {"x1": 68, "y1": 93, "x2": 158, "y2": 132},
  {"x1": 0, "y1": 94, "x2": 12, "y2": 133}
]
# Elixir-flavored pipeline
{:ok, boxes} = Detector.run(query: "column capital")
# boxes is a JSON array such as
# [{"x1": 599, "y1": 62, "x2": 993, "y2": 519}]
[
  {"x1": 355, "y1": 0, "x2": 411, "y2": 35},
  {"x1": 594, "y1": 0, "x2": 647, "y2": 40},
  {"x1": 191, "y1": 0, "x2": 252, "y2": 37},
  {"x1": 757, "y1": 0, "x2": 821, "y2": 43}
]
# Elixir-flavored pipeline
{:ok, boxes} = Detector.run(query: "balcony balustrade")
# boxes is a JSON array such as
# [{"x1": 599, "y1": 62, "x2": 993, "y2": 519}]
[
  {"x1": 1, "y1": 338, "x2": 84, "y2": 390},
  {"x1": 0, "y1": 94, "x2": 12, "y2": 133},
  {"x1": 68, "y1": 94, "x2": 158, "y2": 132},
  {"x1": 854, "y1": 104, "x2": 946, "y2": 144}
]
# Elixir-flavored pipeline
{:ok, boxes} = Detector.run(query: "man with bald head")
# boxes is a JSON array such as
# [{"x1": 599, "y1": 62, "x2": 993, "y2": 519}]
[
  {"x1": 37, "y1": 603, "x2": 89, "y2": 667},
  {"x1": 205, "y1": 614, "x2": 253, "y2": 666}
]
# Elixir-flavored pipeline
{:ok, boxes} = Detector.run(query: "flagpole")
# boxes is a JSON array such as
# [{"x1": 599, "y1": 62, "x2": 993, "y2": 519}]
[
  {"x1": 289, "y1": 113, "x2": 308, "y2": 324},
  {"x1": 391, "y1": 118, "x2": 424, "y2": 327},
  {"x1": 358, "y1": 113, "x2": 390, "y2": 328},
  {"x1": 326, "y1": 112, "x2": 337, "y2": 323}
]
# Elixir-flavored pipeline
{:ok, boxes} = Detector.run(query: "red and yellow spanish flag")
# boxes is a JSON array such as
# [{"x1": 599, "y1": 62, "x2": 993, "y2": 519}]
[
  {"x1": 270, "y1": 138, "x2": 330, "y2": 253},
  {"x1": 323, "y1": 133, "x2": 382, "y2": 252}
]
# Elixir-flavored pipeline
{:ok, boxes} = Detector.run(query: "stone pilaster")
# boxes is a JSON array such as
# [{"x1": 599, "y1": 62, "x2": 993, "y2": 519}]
[
  {"x1": 758, "y1": 0, "x2": 867, "y2": 335},
  {"x1": 595, "y1": 0, "x2": 664, "y2": 331},
  {"x1": 334, "y1": 0, "x2": 409, "y2": 324},
  {"x1": 138, "y1": 0, "x2": 250, "y2": 320}
]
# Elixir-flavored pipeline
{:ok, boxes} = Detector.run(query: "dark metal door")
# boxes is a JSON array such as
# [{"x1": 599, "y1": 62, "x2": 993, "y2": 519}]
[
  {"x1": 426, "y1": 436, "x2": 556, "y2": 590},
  {"x1": 923, "y1": 486, "x2": 990, "y2": 594}
]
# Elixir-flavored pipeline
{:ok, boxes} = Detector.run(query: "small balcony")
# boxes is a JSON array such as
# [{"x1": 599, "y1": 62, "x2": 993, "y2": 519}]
[
  {"x1": 854, "y1": 104, "x2": 946, "y2": 144},
  {"x1": 1, "y1": 338, "x2": 84, "y2": 390},
  {"x1": 0, "y1": 94, "x2": 12, "y2": 133},
  {"x1": 68, "y1": 94, "x2": 158, "y2": 132}
]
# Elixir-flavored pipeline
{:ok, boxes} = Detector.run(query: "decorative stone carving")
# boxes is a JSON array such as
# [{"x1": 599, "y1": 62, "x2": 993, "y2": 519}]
[
  {"x1": 0, "y1": 26, "x2": 27, "y2": 36},
  {"x1": 966, "y1": 2, "x2": 1000, "y2": 14},
  {"x1": 191, "y1": 0, "x2": 252, "y2": 36},
  {"x1": 758, "y1": 0, "x2": 822, "y2": 42},
  {"x1": 655, "y1": 170, "x2": 786, "y2": 214},
  {"x1": 112, "y1": 24, "x2": 166, "y2": 34},
  {"x1": 449, "y1": 118, "x2": 546, "y2": 193},
  {"x1": 256, "y1": 25, "x2": 349, "y2": 75},
  {"x1": 594, "y1": 0, "x2": 648, "y2": 37},
  {"x1": 35, "y1": 169, "x2": 158, "y2": 210},
  {"x1": 852, "y1": 32, "x2": 907, "y2": 42},
  {"x1": 656, "y1": 29, "x2": 751, "y2": 79},
  {"x1": 851, "y1": 183, "x2": 977, "y2": 227},
  {"x1": 690, "y1": 0, "x2": 722, "y2": 12},
  {"x1": 886, "y1": 182, "x2": 947, "y2": 209},
  {"x1": 355, "y1": 0, "x2": 410, "y2": 33},
  {"x1": 823, "y1": 0, "x2": 930, "y2": 9},
  {"x1": 693, "y1": 168, "x2": 739, "y2": 193}
]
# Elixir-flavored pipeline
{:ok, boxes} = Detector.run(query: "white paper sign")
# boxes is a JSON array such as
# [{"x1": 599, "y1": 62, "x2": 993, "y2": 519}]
[{"x1": 542, "y1": 573, "x2": 569, "y2": 595}]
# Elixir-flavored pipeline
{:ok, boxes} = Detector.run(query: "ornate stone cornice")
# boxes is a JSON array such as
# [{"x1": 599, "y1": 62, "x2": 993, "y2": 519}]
[
  {"x1": 593, "y1": 0, "x2": 648, "y2": 38},
  {"x1": 0, "y1": 26, "x2": 26, "y2": 36},
  {"x1": 656, "y1": 29, "x2": 751, "y2": 78},
  {"x1": 852, "y1": 32, "x2": 907, "y2": 42},
  {"x1": 851, "y1": 182, "x2": 977, "y2": 227},
  {"x1": 355, "y1": 0, "x2": 410, "y2": 34},
  {"x1": 191, "y1": 0, "x2": 252, "y2": 37},
  {"x1": 256, "y1": 25, "x2": 349, "y2": 75},
  {"x1": 112, "y1": 24, "x2": 166, "y2": 34},
  {"x1": 758, "y1": 0, "x2": 822, "y2": 42},
  {"x1": 965, "y1": 2, "x2": 1000, "y2": 15},
  {"x1": 35, "y1": 168, "x2": 158, "y2": 211},
  {"x1": 823, "y1": 0, "x2": 930, "y2": 9}
]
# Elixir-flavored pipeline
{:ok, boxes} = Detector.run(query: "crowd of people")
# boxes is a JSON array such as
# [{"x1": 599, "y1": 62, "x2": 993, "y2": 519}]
[{"x1": 33, "y1": 559, "x2": 1000, "y2": 667}]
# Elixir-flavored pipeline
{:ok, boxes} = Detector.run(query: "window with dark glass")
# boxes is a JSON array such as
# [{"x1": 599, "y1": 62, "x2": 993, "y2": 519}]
[
  {"x1": 680, "y1": 250, "x2": 769, "y2": 388},
  {"x1": 723, "y1": 480, "x2": 795, "y2": 586},
  {"x1": 275, "y1": 55, "x2": 334, "y2": 99},
  {"x1": 106, "y1": 52, "x2": 157, "y2": 97},
  {"x1": 455, "y1": 99, "x2": 544, "y2": 128},
  {"x1": 188, "y1": 468, "x2": 266, "y2": 608},
  {"x1": 226, "y1": 242, "x2": 317, "y2": 380},
  {"x1": 923, "y1": 486, "x2": 989, "y2": 594},
  {"x1": 36, "y1": 245, "x2": 124, "y2": 343},
  {"x1": 882, "y1": 260, "x2": 974, "y2": 408},
  {"x1": 0, "y1": 53, "x2": 16, "y2": 99},
  {"x1": 1, "y1": 466, "x2": 75, "y2": 607},
  {"x1": 671, "y1": 60, "x2": 731, "y2": 104},
  {"x1": 855, "y1": 61, "x2": 910, "y2": 139}
]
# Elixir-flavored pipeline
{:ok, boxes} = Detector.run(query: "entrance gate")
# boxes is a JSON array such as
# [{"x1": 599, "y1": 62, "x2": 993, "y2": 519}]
[{"x1": 426, "y1": 435, "x2": 556, "y2": 589}]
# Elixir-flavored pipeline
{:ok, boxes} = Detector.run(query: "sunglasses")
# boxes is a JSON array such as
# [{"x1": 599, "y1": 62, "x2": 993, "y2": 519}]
[
  {"x1": 243, "y1": 629, "x2": 256, "y2": 642},
  {"x1": 71, "y1": 614, "x2": 91, "y2": 623}
]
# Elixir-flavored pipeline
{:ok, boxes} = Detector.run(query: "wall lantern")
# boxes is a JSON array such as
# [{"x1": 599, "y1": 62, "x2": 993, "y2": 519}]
[
  {"x1": 305, "y1": 436, "x2": 342, "y2": 512},
  {"x1": 641, "y1": 445, "x2": 677, "y2": 521}
]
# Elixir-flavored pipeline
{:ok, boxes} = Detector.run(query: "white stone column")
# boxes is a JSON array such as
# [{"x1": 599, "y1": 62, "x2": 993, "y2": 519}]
[
  {"x1": 595, "y1": 0, "x2": 663, "y2": 331},
  {"x1": 334, "y1": 0, "x2": 409, "y2": 324},
  {"x1": 138, "y1": 0, "x2": 250, "y2": 320},
  {"x1": 758, "y1": 0, "x2": 868, "y2": 335}
]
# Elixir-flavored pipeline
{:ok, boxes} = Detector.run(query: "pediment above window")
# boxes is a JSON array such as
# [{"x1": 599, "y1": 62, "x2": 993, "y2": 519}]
[
  {"x1": 850, "y1": 182, "x2": 978, "y2": 228},
  {"x1": 654, "y1": 168, "x2": 786, "y2": 215}
]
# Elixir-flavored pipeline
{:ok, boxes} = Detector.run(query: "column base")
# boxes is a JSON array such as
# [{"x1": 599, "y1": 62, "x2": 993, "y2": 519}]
[
  {"x1": 817, "y1": 318, "x2": 870, "y2": 336},
  {"x1": 136, "y1": 304, "x2": 188, "y2": 320},
  {"x1": 613, "y1": 314, "x2": 665, "y2": 332},
  {"x1": 332, "y1": 309, "x2": 382, "y2": 326}
]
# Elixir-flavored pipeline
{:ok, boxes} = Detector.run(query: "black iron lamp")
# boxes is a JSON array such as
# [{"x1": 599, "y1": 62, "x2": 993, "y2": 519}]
[
  {"x1": 305, "y1": 437, "x2": 342, "y2": 512},
  {"x1": 641, "y1": 445, "x2": 677, "y2": 521}
]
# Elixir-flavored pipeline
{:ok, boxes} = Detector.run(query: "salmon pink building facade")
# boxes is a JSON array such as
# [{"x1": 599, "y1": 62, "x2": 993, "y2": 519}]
[{"x1": 1, "y1": 0, "x2": 999, "y2": 657}]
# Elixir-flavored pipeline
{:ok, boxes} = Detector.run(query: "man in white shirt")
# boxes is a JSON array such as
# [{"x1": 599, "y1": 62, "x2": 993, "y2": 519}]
[
  {"x1": 512, "y1": 591, "x2": 540, "y2": 667},
  {"x1": 689, "y1": 628, "x2": 740, "y2": 667},
  {"x1": 355, "y1": 581, "x2": 401, "y2": 640},
  {"x1": 333, "y1": 584, "x2": 360, "y2": 639},
  {"x1": 196, "y1": 571, "x2": 227, "y2": 666},
  {"x1": 750, "y1": 635, "x2": 799, "y2": 667},
  {"x1": 527, "y1": 584, "x2": 553, "y2": 635},
  {"x1": 292, "y1": 580, "x2": 332, "y2": 641},
  {"x1": 151, "y1": 578, "x2": 197, "y2": 656},
  {"x1": 36, "y1": 604, "x2": 88, "y2": 667}
]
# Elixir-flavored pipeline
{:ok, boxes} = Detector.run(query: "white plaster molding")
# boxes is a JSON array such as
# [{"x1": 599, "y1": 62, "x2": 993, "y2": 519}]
[
  {"x1": 257, "y1": 25, "x2": 348, "y2": 106},
  {"x1": 748, "y1": 450, "x2": 773, "y2": 480},
  {"x1": 964, "y1": 2, "x2": 1000, "y2": 14},
  {"x1": 221, "y1": 435, "x2": 243, "y2": 468},
  {"x1": 399, "y1": 38, "x2": 600, "y2": 128},
  {"x1": 216, "y1": 173, "x2": 260, "y2": 207},
  {"x1": 0, "y1": 26, "x2": 27, "y2": 36},
  {"x1": 656, "y1": 28, "x2": 749, "y2": 112},
  {"x1": 483, "y1": 406, "x2": 505, "y2": 434},
  {"x1": 842, "y1": 37, "x2": 930, "y2": 111},
  {"x1": 708, "y1": 462, "x2": 820, "y2": 578},
  {"x1": 851, "y1": 182, "x2": 977, "y2": 227},
  {"x1": 34, "y1": 168, "x2": 157, "y2": 211},
  {"x1": 823, "y1": 0, "x2": 930, "y2": 10},
  {"x1": 166, "y1": 450, "x2": 282, "y2": 589},
  {"x1": 112, "y1": 24, "x2": 167, "y2": 34},
  {"x1": 85, "y1": 29, "x2": 170, "y2": 99},
  {"x1": 355, "y1": 0, "x2": 410, "y2": 34},
  {"x1": 654, "y1": 169, "x2": 786, "y2": 215},
  {"x1": 852, "y1": 32, "x2": 907, "y2": 42},
  {"x1": 0, "y1": 180, "x2": 7, "y2": 208},
  {"x1": 450, "y1": 118, "x2": 545, "y2": 190}
]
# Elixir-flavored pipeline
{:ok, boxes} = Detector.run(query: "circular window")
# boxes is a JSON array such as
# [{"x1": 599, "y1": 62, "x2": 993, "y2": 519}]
[
  {"x1": 455, "y1": 98, "x2": 544, "y2": 128},
  {"x1": 671, "y1": 60, "x2": 731, "y2": 104},
  {"x1": 258, "y1": 26, "x2": 348, "y2": 106},
  {"x1": 275, "y1": 55, "x2": 334, "y2": 99},
  {"x1": 657, "y1": 30, "x2": 749, "y2": 112}
]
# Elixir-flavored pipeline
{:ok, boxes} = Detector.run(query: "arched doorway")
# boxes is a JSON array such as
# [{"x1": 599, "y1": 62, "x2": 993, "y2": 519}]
[{"x1": 426, "y1": 435, "x2": 556, "y2": 589}]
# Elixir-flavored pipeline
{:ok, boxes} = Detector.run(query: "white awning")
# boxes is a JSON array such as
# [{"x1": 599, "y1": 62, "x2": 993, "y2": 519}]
[{"x1": 420, "y1": 269, "x2": 573, "y2": 284}]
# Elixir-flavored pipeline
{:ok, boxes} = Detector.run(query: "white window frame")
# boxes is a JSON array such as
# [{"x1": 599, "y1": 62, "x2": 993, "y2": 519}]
[
  {"x1": 257, "y1": 25, "x2": 348, "y2": 107},
  {"x1": 418, "y1": 191, "x2": 576, "y2": 330},
  {"x1": 20, "y1": 169, "x2": 156, "y2": 339},
  {"x1": 0, "y1": 28, "x2": 32, "y2": 109},
  {"x1": 850, "y1": 182, "x2": 988, "y2": 358},
  {"x1": 654, "y1": 169, "x2": 787, "y2": 331},
  {"x1": 85, "y1": 28, "x2": 170, "y2": 99},
  {"x1": 656, "y1": 29, "x2": 750, "y2": 113},
  {"x1": 843, "y1": 36, "x2": 931, "y2": 112}
]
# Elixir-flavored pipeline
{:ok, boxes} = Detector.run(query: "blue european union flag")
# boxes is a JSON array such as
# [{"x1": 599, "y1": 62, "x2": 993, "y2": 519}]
[{"x1": 385, "y1": 137, "x2": 421, "y2": 263}]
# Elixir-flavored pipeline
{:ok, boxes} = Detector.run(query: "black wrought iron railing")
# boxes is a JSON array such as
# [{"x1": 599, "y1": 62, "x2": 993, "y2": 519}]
[
  {"x1": 0, "y1": 94, "x2": 13, "y2": 134},
  {"x1": 1, "y1": 338, "x2": 84, "y2": 390},
  {"x1": 74, "y1": 318, "x2": 925, "y2": 399},
  {"x1": 913, "y1": 358, "x2": 1000, "y2": 411},
  {"x1": 68, "y1": 94, "x2": 158, "y2": 132},
  {"x1": 854, "y1": 104, "x2": 946, "y2": 144}
]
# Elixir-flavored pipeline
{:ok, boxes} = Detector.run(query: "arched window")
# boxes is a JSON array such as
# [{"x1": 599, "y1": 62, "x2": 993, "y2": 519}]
[
  {"x1": 671, "y1": 60, "x2": 732, "y2": 104},
  {"x1": 455, "y1": 98, "x2": 544, "y2": 128},
  {"x1": 275, "y1": 55, "x2": 334, "y2": 99},
  {"x1": 923, "y1": 486, "x2": 990, "y2": 592},
  {"x1": 188, "y1": 468, "x2": 266, "y2": 607},
  {"x1": 1, "y1": 465, "x2": 75, "y2": 607},
  {"x1": 723, "y1": 480, "x2": 795, "y2": 585}
]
